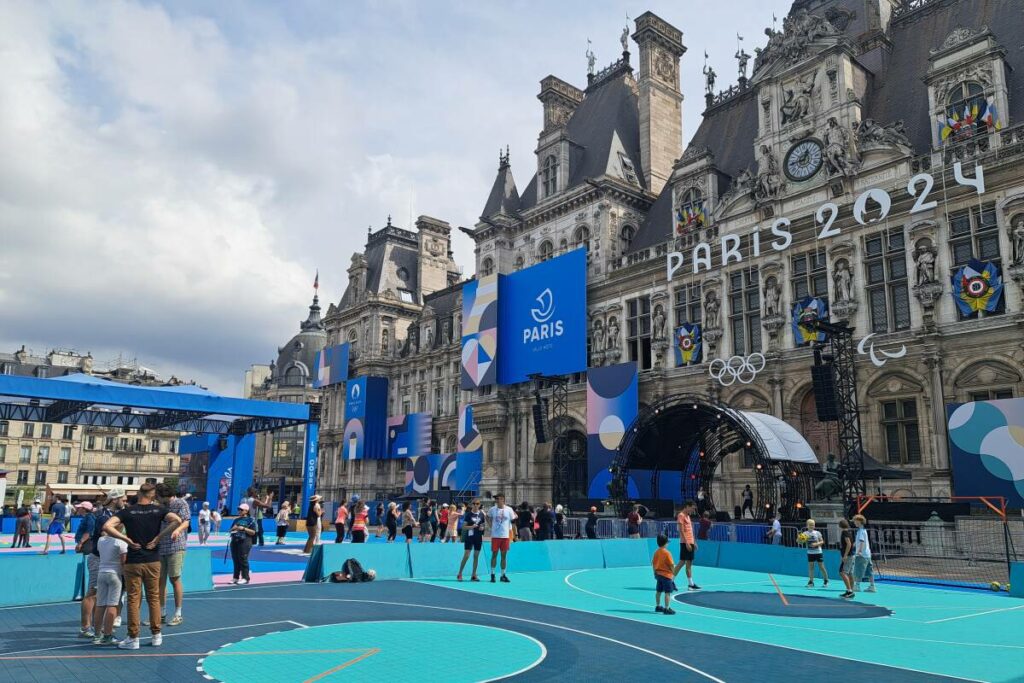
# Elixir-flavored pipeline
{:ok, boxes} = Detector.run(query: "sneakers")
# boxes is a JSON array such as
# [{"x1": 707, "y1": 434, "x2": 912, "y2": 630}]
[
  {"x1": 118, "y1": 637, "x2": 140, "y2": 650},
  {"x1": 457, "y1": 574, "x2": 463, "y2": 582},
  {"x1": 664, "y1": 608, "x2": 677, "y2": 615},
  {"x1": 151, "y1": 633, "x2": 163, "y2": 647},
  {"x1": 142, "y1": 616, "x2": 166, "y2": 626},
  {"x1": 500, "y1": 575, "x2": 510, "y2": 583},
  {"x1": 491, "y1": 575, "x2": 496, "y2": 583},
  {"x1": 167, "y1": 615, "x2": 183, "y2": 626},
  {"x1": 470, "y1": 575, "x2": 480, "y2": 582},
  {"x1": 238, "y1": 579, "x2": 249, "y2": 585},
  {"x1": 806, "y1": 581, "x2": 815, "y2": 588},
  {"x1": 688, "y1": 584, "x2": 701, "y2": 591},
  {"x1": 230, "y1": 579, "x2": 239, "y2": 584},
  {"x1": 840, "y1": 591, "x2": 854, "y2": 599},
  {"x1": 78, "y1": 627, "x2": 95, "y2": 638},
  {"x1": 865, "y1": 586, "x2": 877, "y2": 593},
  {"x1": 655, "y1": 605, "x2": 665, "y2": 613},
  {"x1": 94, "y1": 634, "x2": 117, "y2": 646},
  {"x1": 113, "y1": 616, "x2": 122, "y2": 627},
  {"x1": 823, "y1": 580, "x2": 829, "y2": 588}
]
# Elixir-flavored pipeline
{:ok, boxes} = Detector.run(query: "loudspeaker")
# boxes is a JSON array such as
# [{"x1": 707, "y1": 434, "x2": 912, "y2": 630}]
[
  {"x1": 532, "y1": 403, "x2": 548, "y2": 443},
  {"x1": 811, "y1": 364, "x2": 838, "y2": 421}
]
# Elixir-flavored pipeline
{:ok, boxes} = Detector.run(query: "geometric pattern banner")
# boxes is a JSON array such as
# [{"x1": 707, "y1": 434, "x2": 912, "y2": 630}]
[
  {"x1": 947, "y1": 398, "x2": 1024, "y2": 507},
  {"x1": 342, "y1": 376, "x2": 389, "y2": 460},
  {"x1": 387, "y1": 412, "x2": 432, "y2": 460},
  {"x1": 313, "y1": 342, "x2": 350, "y2": 388},
  {"x1": 456, "y1": 403, "x2": 483, "y2": 494},
  {"x1": 458, "y1": 404, "x2": 483, "y2": 454},
  {"x1": 586, "y1": 362, "x2": 638, "y2": 499},
  {"x1": 404, "y1": 453, "x2": 457, "y2": 494},
  {"x1": 461, "y1": 274, "x2": 499, "y2": 390}
]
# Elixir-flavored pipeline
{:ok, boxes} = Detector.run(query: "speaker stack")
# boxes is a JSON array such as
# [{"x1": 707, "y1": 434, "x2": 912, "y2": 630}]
[{"x1": 810, "y1": 364, "x2": 838, "y2": 421}]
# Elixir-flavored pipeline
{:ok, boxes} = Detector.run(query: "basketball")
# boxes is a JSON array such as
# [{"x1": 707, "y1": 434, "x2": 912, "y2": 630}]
[
  {"x1": 989, "y1": 582, "x2": 1002, "y2": 591},
  {"x1": 1005, "y1": 583, "x2": 1011, "y2": 592}
]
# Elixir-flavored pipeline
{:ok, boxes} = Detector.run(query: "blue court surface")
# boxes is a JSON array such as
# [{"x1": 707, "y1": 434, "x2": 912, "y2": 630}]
[{"x1": 0, "y1": 560, "x2": 1021, "y2": 682}]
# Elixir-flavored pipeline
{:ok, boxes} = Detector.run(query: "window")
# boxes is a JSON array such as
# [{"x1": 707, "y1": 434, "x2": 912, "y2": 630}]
[
  {"x1": 168, "y1": 441, "x2": 176, "y2": 454},
  {"x1": 620, "y1": 225, "x2": 636, "y2": 252},
  {"x1": 514, "y1": 255, "x2": 524, "y2": 270},
  {"x1": 434, "y1": 387, "x2": 444, "y2": 415},
  {"x1": 59, "y1": 447, "x2": 70, "y2": 465},
  {"x1": 619, "y1": 152, "x2": 639, "y2": 184},
  {"x1": 151, "y1": 439, "x2": 161, "y2": 453},
  {"x1": 676, "y1": 188, "x2": 705, "y2": 238},
  {"x1": 62, "y1": 425, "x2": 74, "y2": 439},
  {"x1": 480, "y1": 257, "x2": 494, "y2": 277},
  {"x1": 36, "y1": 367, "x2": 48, "y2": 378},
  {"x1": 118, "y1": 438, "x2": 128, "y2": 452},
  {"x1": 627, "y1": 296, "x2": 653, "y2": 370},
  {"x1": 417, "y1": 390, "x2": 427, "y2": 412},
  {"x1": 538, "y1": 240, "x2": 554, "y2": 262},
  {"x1": 19, "y1": 446, "x2": 31, "y2": 463},
  {"x1": 0, "y1": 363, "x2": 9, "y2": 374},
  {"x1": 542, "y1": 154, "x2": 559, "y2": 197},
  {"x1": 945, "y1": 81, "x2": 987, "y2": 140},
  {"x1": 35, "y1": 470, "x2": 47, "y2": 485},
  {"x1": 418, "y1": 369, "x2": 426, "y2": 381},
  {"x1": 729, "y1": 268, "x2": 762, "y2": 355},
  {"x1": 864, "y1": 230, "x2": 911, "y2": 333},
  {"x1": 22, "y1": 423, "x2": 34, "y2": 438},
  {"x1": 742, "y1": 447, "x2": 755, "y2": 469},
  {"x1": 41, "y1": 424, "x2": 52, "y2": 438},
  {"x1": 58, "y1": 471, "x2": 68, "y2": 484},
  {"x1": 398, "y1": 289, "x2": 414, "y2": 303},
  {"x1": 104, "y1": 437, "x2": 115, "y2": 450},
  {"x1": 134, "y1": 438, "x2": 143, "y2": 452},
  {"x1": 17, "y1": 470, "x2": 28, "y2": 485},
  {"x1": 573, "y1": 226, "x2": 590, "y2": 251},
  {"x1": 949, "y1": 204, "x2": 1003, "y2": 318},
  {"x1": 0, "y1": 421, "x2": 6, "y2": 436},
  {"x1": 167, "y1": 459, "x2": 174, "y2": 472},
  {"x1": 674, "y1": 283, "x2": 702, "y2": 327},
  {"x1": 791, "y1": 248, "x2": 829, "y2": 306},
  {"x1": 969, "y1": 389, "x2": 1014, "y2": 402},
  {"x1": 37, "y1": 446, "x2": 49, "y2": 464},
  {"x1": 882, "y1": 399, "x2": 921, "y2": 465},
  {"x1": 0, "y1": 444, "x2": 5, "y2": 462}
]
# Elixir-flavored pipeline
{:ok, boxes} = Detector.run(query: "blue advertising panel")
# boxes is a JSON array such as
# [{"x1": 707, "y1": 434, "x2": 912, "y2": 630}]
[
  {"x1": 313, "y1": 343, "x2": 350, "y2": 388},
  {"x1": 179, "y1": 433, "x2": 255, "y2": 514},
  {"x1": 947, "y1": 399, "x2": 1024, "y2": 507},
  {"x1": 301, "y1": 420, "x2": 319, "y2": 516},
  {"x1": 387, "y1": 412, "x2": 432, "y2": 459},
  {"x1": 586, "y1": 363, "x2": 638, "y2": 499},
  {"x1": 497, "y1": 248, "x2": 587, "y2": 384},
  {"x1": 343, "y1": 376, "x2": 389, "y2": 460}
]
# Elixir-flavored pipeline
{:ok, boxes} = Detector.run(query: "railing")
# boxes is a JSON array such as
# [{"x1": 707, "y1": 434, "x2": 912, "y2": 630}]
[{"x1": 79, "y1": 459, "x2": 177, "y2": 474}]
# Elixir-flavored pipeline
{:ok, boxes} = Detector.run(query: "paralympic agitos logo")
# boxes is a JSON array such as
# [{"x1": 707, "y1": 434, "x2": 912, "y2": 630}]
[{"x1": 524, "y1": 287, "x2": 564, "y2": 343}]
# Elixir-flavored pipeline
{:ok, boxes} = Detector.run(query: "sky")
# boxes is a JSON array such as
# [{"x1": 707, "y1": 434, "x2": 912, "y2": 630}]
[{"x1": 0, "y1": 0, "x2": 793, "y2": 395}]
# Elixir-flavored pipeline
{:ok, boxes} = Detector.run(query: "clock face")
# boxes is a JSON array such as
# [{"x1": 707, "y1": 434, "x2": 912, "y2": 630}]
[{"x1": 784, "y1": 139, "x2": 824, "y2": 181}]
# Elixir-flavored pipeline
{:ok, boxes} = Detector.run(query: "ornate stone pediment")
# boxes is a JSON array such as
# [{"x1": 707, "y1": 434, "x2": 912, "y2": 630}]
[
  {"x1": 752, "y1": 10, "x2": 845, "y2": 80},
  {"x1": 931, "y1": 26, "x2": 990, "y2": 56},
  {"x1": 954, "y1": 361, "x2": 1022, "y2": 390}
]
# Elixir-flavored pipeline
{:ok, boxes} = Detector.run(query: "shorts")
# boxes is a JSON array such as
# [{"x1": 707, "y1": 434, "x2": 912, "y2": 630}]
[
  {"x1": 160, "y1": 551, "x2": 185, "y2": 579},
  {"x1": 655, "y1": 576, "x2": 677, "y2": 593},
  {"x1": 853, "y1": 555, "x2": 872, "y2": 581},
  {"x1": 678, "y1": 543, "x2": 695, "y2": 561},
  {"x1": 464, "y1": 534, "x2": 482, "y2": 552},
  {"x1": 96, "y1": 571, "x2": 122, "y2": 607},
  {"x1": 491, "y1": 537, "x2": 510, "y2": 553},
  {"x1": 87, "y1": 554, "x2": 100, "y2": 592},
  {"x1": 46, "y1": 520, "x2": 64, "y2": 535},
  {"x1": 402, "y1": 526, "x2": 413, "y2": 540},
  {"x1": 807, "y1": 553, "x2": 824, "y2": 563},
  {"x1": 840, "y1": 556, "x2": 855, "y2": 575}
]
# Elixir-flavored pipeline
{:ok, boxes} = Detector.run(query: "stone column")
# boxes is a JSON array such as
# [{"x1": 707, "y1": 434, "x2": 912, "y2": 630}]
[{"x1": 924, "y1": 356, "x2": 949, "y2": 471}]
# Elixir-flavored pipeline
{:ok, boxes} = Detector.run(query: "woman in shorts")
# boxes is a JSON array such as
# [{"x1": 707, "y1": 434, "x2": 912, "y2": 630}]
[
  {"x1": 446, "y1": 503, "x2": 463, "y2": 542},
  {"x1": 93, "y1": 525, "x2": 127, "y2": 646}
]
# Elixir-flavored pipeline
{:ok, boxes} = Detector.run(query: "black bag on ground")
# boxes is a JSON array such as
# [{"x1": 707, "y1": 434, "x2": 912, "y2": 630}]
[{"x1": 330, "y1": 557, "x2": 373, "y2": 582}]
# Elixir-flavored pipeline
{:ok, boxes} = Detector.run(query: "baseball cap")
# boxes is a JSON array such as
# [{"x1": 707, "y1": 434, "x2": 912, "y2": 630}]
[
  {"x1": 238, "y1": 503, "x2": 250, "y2": 511},
  {"x1": 590, "y1": 506, "x2": 597, "y2": 512},
  {"x1": 441, "y1": 503, "x2": 449, "y2": 508},
  {"x1": 106, "y1": 488, "x2": 125, "y2": 500},
  {"x1": 75, "y1": 501, "x2": 94, "y2": 512}
]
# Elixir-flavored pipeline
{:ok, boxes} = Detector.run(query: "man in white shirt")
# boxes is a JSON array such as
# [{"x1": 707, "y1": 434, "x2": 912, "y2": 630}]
[
  {"x1": 769, "y1": 513, "x2": 783, "y2": 545},
  {"x1": 488, "y1": 494, "x2": 517, "y2": 584},
  {"x1": 852, "y1": 514, "x2": 876, "y2": 594},
  {"x1": 197, "y1": 502, "x2": 212, "y2": 545}
]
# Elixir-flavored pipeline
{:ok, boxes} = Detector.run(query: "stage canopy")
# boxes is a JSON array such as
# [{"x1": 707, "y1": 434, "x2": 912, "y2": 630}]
[
  {"x1": 735, "y1": 410, "x2": 819, "y2": 464},
  {"x1": 0, "y1": 373, "x2": 309, "y2": 434}
]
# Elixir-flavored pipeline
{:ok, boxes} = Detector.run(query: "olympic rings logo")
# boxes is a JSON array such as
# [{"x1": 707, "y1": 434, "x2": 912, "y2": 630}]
[{"x1": 708, "y1": 353, "x2": 766, "y2": 386}]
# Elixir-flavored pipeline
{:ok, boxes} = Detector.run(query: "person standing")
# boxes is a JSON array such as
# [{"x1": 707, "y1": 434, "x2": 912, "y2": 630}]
[
  {"x1": 489, "y1": 494, "x2": 517, "y2": 583},
  {"x1": 516, "y1": 502, "x2": 533, "y2": 542},
  {"x1": 838, "y1": 518, "x2": 856, "y2": 599},
  {"x1": 334, "y1": 499, "x2": 349, "y2": 543},
  {"x1": 30, "y1": 499, "x2": 42, "y2": 534},
  {"x1": 401, "y1": 502, "x2": 418, "y2": 544},
  {"x1": 210, "y1": 505, "x2": 223, "y2": 540},
  {"x1": 74, "y1": 501, "x2": 98, "y2": 638},
  {"x1": 804, "y1": 519, "x2": 829, "y2": 588},
  {"x1": 229, "y1": 503, "x2": 258, "y2": 584},
  {"x1": 197, "y1": 502, "x2": 212, "y2": 546},
  {"x1": 652, "y1": 534, "x2": 679, "y2": 615},
  {"x1": 741, "y1": 485, "x2": 754, "y2": 519},
  {"x1": 766, "y1": 512, "x2": 783, "y2": 545},
  {"x1": 438, "y1": 504, "x2": 450, "y2": 543},
  {"x1": 852, "y1": 514, "x2": 875, "y2": 594},
  {"x1": 13, "y1": 504, "x2": 31, "y2": 548},
  {"x1": 351, "y1": 501, "x2": 369, "y2": 543},
  {"x1": 92, "y1": 521, "x2": 127, "y2": 646},
  {"x1": 697, "y1": 511, "x2": 713, "y2": 541},
  {"x1": 92, "y1": 488, "x2": 126, "y2": 629},
  {"x1": 275, "y1": 501, "x2": 291, "y2": 544},
  {"x1": 418, "y1": 500, "x2": 433, "y2": 543},
  {"x1": 537, "y1": 503, "x2": 555, "y2": 541},
  {"x1": 252, "y1": 489, "x2": 271, "y2": 547},
  {"x1": 384, "y1": 502, "x2": 398, "y2": 542},
  {"x1": 457, "y1": 499, "x2": 485, "y2": 582},
  {"x1": 696, "y1": 486, "x2": 707, "y2": 515},
  {"x1": 303, "y1": 495, "x2": 322, "y2": 554},
  {"x1": 429, "y1": 501, "x2": 442, "y2": 543},
  {"x1": 41, "y1": 496, "x2": 68, "y2": 555},
  {"x1": 101, "y1": 482, "x2": 183, "y2": 650},
  {"x1": 626, "y1": 504, "x2": 643, "y2": 539},
  {"x1": 446, "y1": 503, "x2": 462, "y2": 543},
  {"x1": 674, "y1": 500, "x2": 701, "y2": 591},
  {"x1": 375, "y1": 502, "x2": 385, "y2": 538},
  {"x1": 156, "y1": 483, "x2": 190, "y2": 627},
  {"x1": 585, "y1": 506, "x2": 599, "y2": 539},
  {"x1": 554, "y1": 504, "x2": 565, "y2": 540}
]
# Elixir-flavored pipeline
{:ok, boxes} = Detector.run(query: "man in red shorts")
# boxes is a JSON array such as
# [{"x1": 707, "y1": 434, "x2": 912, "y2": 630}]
[
  {"x1": 674, "y1": 499, "x2": 701, "y2": 591},
  {"x1": 488, "y1": 494, "x2": 517, "y2": 583}
]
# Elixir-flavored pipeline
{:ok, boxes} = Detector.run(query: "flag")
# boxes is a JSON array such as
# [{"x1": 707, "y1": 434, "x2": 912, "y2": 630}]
[
  {"x1": 737, "y1": 33, "x2": 743, "y2": 41},
  {"x1": 674, "y1": 324, "x2": 702, "y2": 366},
  {"x1": 951, "y1": 259, "x2": 1003, "y2": 316},
  {"x1": 981, "y1": 97, "x2": 1002, "y2": 131},
  {"x1": 675, "y1": 203, "x2": 706, "y2": 235},
  {"x1": 313, "y1": 270, "x2": 319, "y2": 290},
  {"x1": 792, "y1": 297, "x2": 828, "y2": 345}
]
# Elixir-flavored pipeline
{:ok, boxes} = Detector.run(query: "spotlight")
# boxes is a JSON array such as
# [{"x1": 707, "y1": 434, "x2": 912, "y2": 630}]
[
  {"x1": 795, "y1": 501, "x2": 804, "y2": 509},
  {"x1": 699, "y1": 450, "x2": 705, "y2": 458},
  {"x1": 745, "y1": 441, "x2": 752, "y2": 448},
  {"x1": 765, "y1": 503, "x2": 771, "y2": 508},
  {"x1": 756, "y1": 463, "x2": 763, "y2": 470},
  {"x1": 693, "y1": 404, "x2": 698, "y2": 409},
  {"x1": 690, "y1": 474, "x2": 697, "y2": 480}
]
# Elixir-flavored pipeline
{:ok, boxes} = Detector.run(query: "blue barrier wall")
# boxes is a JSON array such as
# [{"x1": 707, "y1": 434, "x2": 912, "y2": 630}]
[
  {"x1": 0, "y1": 554, "x2": 85, "y2": 606},
  {"x1": 409, "y1": 543, "x2": 467, "y2": 578},
  {"x1": 601, "y1": 538, "x2": 650, "y2": 568},
  {"x1": 181, "y1": 548, "x2": 214, "y2": 592},
  {"x1": 1010, "y1": 563, "x2": 1024, "y2": 598},
  {"x1": 547, "y1": 539, "x2": 605, "y2": 570}
]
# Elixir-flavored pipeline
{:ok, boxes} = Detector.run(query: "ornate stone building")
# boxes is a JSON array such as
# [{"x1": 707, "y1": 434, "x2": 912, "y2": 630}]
[{"x1": 317, "y1": 1, "x2": 1024, "y2": 512}]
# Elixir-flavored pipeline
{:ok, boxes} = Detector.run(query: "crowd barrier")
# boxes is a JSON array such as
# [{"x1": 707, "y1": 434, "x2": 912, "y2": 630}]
[
  {"x1": 0, "y1": 548, "x2": 214, "y2": 608},
  {"x1": 303, "y1": 537, "x2": 841, "y2": 582}
]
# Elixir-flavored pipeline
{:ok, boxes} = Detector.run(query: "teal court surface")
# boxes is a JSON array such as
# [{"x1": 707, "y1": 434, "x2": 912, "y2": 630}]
[{"x1": 0, "y1": 561, "x2": 1021, "y2": 682}]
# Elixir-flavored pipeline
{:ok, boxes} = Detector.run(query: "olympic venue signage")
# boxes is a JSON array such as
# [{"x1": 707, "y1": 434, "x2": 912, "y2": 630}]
[{"x1": 666, "y1": 162, "x2": 987, "y2": 282}]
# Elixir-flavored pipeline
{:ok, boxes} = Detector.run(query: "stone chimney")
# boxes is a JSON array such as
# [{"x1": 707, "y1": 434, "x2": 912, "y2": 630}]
[
  {"x1": 416, "y1": 215, "x2": 454, "y2": 297},
  {"x1": 632, "y1": 12, "x2": 686, "y2": 195},
  {"x1": 538, "y1": 75, "x2": 583, "y2": 134}
]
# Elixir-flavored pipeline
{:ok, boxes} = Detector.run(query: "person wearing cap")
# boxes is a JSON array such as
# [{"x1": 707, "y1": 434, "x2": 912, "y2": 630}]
[
  {"x1": 303, "y1": 495, "x2": 323, "y2": 554},
  {"x1": 73, "y1": 500, "x2": 98, "y2": 638},
  {"x1": 228, "y1": 503, "x2": 258, "y2": 584},
  {"x1": 41, "y1": 496, "x2": 68, "y2": 555},
  {"x1": 275, "y1": 500, "x2": 291, "y2": 544},
  {"x1": 585, "y1": 506, "x2": 599, "y2": 540},
  {"x1": 91, "y1": 488, "x2": 127, "y2": 635},
  {"x1": 197, "y1": 502, "x2": 212, "y2": 545}
]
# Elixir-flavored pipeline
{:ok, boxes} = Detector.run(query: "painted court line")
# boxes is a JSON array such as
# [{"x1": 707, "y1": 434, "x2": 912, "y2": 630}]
[
  {"x1": 924, "y1": 604, "x2": 1024, "y2": 624},
  {"x1": 188, "y1": 595, "x2": 725, "y2": 682},
  {"x1": 303, "y1": 647, "x2": 380, "y2": 682},
  {"x1": 767, "y1": 574, "x2": 789, "y2": 607}
]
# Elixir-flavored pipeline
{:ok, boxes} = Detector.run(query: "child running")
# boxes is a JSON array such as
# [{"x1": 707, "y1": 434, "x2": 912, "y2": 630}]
[{"x1": 652, "y1": 534, "x2": 678, "y2": 615}]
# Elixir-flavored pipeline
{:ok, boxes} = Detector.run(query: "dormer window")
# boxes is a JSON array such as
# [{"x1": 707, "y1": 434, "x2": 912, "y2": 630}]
[
  {"x1": 619, "y1": 153, "x2": 639, "y2": 185},
  {"x1": 945, "y1": 81, "x2": 987, "y2": 137},
  {"x1": 480, "y1": 257, "x2": 494, "y2": 277},
  {"x1": 542, "y1": 155, "x2": 559, "y2": 197},
  {"x1": 514, "y1": 255, "x2": 525, "y2": 270},
  {"x1": 620, "y1": 225, "x2": 636, "y2": 252},
  {"x1": 538, "y1": 240, "x2": 554, "y2": 262}
]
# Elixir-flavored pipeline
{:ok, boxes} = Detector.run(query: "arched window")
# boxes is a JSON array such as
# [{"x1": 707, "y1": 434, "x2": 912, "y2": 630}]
[
  {"x1": 348, "y1": 329, "x2": 359, "y2": 358},
  {"x1": 946, "y1": 81, "x2": 987, "y2": 138},
  {"x1": 676, "y1": 188, "x2": 705, "y2": 235},
  {"x1": 542, "y1": 155, "x2": 559, "y2": 197},
  {"x1": 620, "y1": 225, "x2": 636, "y2": 252},
  {"x1": 283, "y1": 364, "x2": 306, "y2": 387},
  {"x1": 559, "y1": 238, "x2": 568, "y2": 252},
  {"x1": 514, "y1": 255, "x2": 525, "y2": 270},
  {"x1": 573, "y1": 225, "x2": 590, "y2": 251},
  {"x1": 480, "y1": 257, "x2": 494, "y2": 277},
  {"x1": 538, "y1": 240, "x2": 554, "y2": 262}
]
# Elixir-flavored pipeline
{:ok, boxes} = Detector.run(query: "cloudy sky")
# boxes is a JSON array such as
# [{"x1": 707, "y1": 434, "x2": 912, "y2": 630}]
[{"x1": 0, "y1": 0, "x2": 791, "y2": 395}]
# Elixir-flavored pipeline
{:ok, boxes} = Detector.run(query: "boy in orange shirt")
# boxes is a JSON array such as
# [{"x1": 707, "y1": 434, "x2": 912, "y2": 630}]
[{"x1": 652, "y1": 533, "x2": 678, "y2": 615}]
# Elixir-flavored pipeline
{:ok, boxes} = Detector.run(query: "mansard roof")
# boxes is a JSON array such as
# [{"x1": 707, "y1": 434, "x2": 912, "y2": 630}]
[{"x1": 339, "y1": 222, "x2": 420, "y2": 308}]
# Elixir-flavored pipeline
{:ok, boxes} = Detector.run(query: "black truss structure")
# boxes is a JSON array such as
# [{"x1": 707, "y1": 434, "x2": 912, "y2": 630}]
[
  {"x1": 807, "y1": 319, "x2": 867, "y2": 504},
  {"x1": 531, "y1": 374, "x2": 572, "y2": 503}
]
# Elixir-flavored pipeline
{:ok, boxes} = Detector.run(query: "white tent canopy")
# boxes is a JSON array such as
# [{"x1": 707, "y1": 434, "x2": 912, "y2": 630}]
[{"x1": 734, "y1": 410, "x2": 819, "y2": 464}]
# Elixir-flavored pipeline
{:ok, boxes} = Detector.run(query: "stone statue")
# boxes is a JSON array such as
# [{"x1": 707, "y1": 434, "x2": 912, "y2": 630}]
[
  {"x1": 702, "y1": 63, "x2": 717, "y2": 96},
  {"x1": 1013, "y1": 216, "x2": 1024, "y2": 265},
  {"x1": 834, "y1": 260, "x2": 853, "y2": 303},
  {"x1": 915, "y1": 246, "x2": 936, "y2": 285},
  {"x1": 735, "y1": 47, "x2": 751, "y2": 80},
  {"x1": 381, "y1": 329, "x2": 389, "y2": 354},
  {"x1": 425, "y1": 326, "x2": 434, "y2": 350},
  {"x1": 620, "y1": 26, "x2": 629, "y2": 53},
  {"x1": 755, "y1": 145, "x2": 783, "y2": 201},
  {"x1": 780, "y1": 71, "x2": 815, "y2": 125},
  {"x1": 814, "y1": 453, "x2": 844, "y2": 501},
  {"x1": 363, "y1": 325, "x2": 370, "y2": 353},
  {"x1": 653, "y1": 305, "x2": 667, "y2": 340},
  {"x1": 442, "y1": 320, "x2": 451, "y2": 345},
  {"x1": 606, "y1": 316, "x2": 620, "y2": 351},
  {"x1": 735, "y1": 168, "x2": 755, "y2": 195},
  {"x1": 80, "y1": 354, "x2": 94, "y2": 373},
  {"x1": 857, "y1": 118, "x2": 912, "y2": 150},
  {"x1": 763, "y1": 278, "x2": 781, "y2": 317},
  {"x1": 704, "y1": 291, "x2": 721, "y2": 329},
  {"x1": 592, "y1": 318, "x2": 605, "y2": 351},
  {"x1": 586, "y1": 42, "x2": 596, "y2": 76},
  {"x1": 823, "y1": 117, "x2": 856, "y2": 177},
  {"x1": 881, "y1": 120, "x2": 912, "y2": 148}
]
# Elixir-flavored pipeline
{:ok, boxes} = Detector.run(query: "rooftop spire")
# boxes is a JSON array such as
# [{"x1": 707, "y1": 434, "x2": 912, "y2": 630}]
[{"x1": 301, "y1": 289, "x2": 323, "y2": 331}]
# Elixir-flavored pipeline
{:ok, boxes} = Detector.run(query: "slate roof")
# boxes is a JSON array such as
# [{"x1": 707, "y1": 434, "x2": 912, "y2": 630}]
[
  {"x1": 339, "y1": 225, "x2": 420, "y2": 308},
  {"x1": 481, "y1": 161, "x2": 521, "y2": 218}
]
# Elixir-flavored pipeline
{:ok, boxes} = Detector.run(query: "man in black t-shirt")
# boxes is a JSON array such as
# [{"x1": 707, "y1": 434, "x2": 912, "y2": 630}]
[
  {"x1": 457, "y1": 499, "x2": 486, "y2": 582},
  {"x1": 102, "y1": 482, "x2": 182, "y2": 650}
]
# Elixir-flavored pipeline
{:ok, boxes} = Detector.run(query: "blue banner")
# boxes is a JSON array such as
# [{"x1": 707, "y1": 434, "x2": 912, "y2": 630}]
[
  {"x1": 301, "y1": 421, "x2": 319, "y2": 516},
  {"x1": 387, "y1": 412, "x2": 432, "y2": 459},
  {"x1": 674, "y1": 323, "x2": 702, "y2": 366},
  {"x1": 792, "y1": 297, "x2": 828, "y2": 345},
  {"x1": 498, "y1": 248, "x2": 587, "y2": 384},
  {"x1": 179, "y1": 434, "x2": 255, "y2": 515},
  {"x1": 461, "y1": 274, "x2": 499, "y2": 390},
  {"x1": 313, "y1": 343, "x2": 349, "y2": 388},
  {"x1": 343, "y1": 376, "x2": 389, "y2": 460},
  {"x1": 947, "y1": 399, "x2": 1024, "y2": 508},
  {"x1": 586, "y1": 363, "x2": 638, "y2": 498}
]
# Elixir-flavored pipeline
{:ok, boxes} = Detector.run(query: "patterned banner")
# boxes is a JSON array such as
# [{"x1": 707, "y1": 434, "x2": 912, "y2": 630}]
[
  {"x1": 792, "y1": 297, "x2": 828, "y2": 345},
  {"x1": 312, "y1": 343, "x2": 349, "y2": 388},
  {"x1": 586, "y1": 363, "x2": 638, "y2": 499},
  {"x1": 404, "y1": 454, "x2": 457, "y2": 494},
  {"x1": 951, "y1": 259, "x2": 1003, "y2": 316},
  {"x1": 387, "y1": 412, "x2": 432, "y2": 459},
  {"x1": 673, "y1": 323, "x2": 702, "y2": 366},
  {"x1": 460, "y1": 274, "x2": 499, "y2": 390}
]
